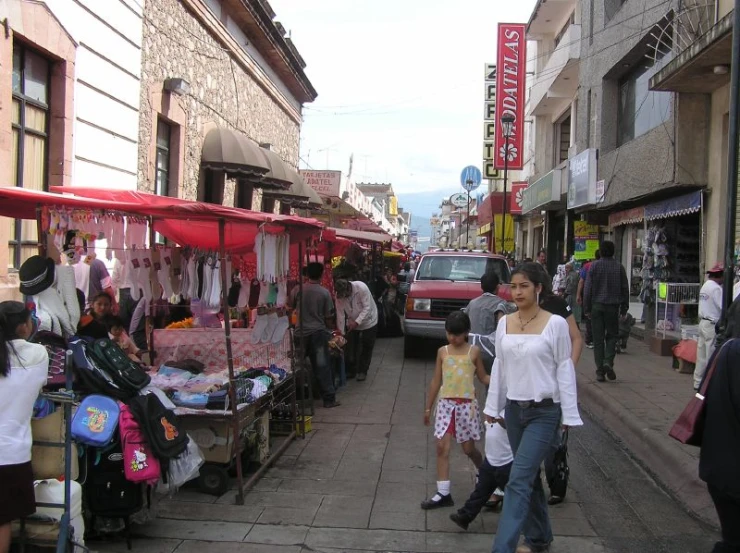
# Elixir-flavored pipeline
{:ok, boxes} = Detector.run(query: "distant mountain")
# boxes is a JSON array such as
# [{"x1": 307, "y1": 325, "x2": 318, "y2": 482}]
[{"x1": 398, "y1": 188, "x2": 461, "y2": 251}]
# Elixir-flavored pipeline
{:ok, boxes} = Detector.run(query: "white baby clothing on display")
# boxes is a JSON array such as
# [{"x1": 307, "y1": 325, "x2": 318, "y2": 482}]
[
  {"x1": 270, "y1": 315, "x2": 289, "y2": 344},
  {"x1": 237, "y1": 274, "x2": 249, "y2": 310},
  {"x1": 180, "y1": 256, "x2": 191, "y2": 300},
  {"x1": 55, "y1": 264, "x2": 80, "y2": 330}
]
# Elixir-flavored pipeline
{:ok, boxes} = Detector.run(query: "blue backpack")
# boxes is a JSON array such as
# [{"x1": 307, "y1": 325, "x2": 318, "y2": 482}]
[{"x1": 71, "y1": 394, "x2": 120, "y2": 447}]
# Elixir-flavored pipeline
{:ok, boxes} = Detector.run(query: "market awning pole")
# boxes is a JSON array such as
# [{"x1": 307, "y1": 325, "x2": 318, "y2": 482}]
[
  {"x1": 220, "y1": 218, "x2": 244, "y2": 505},
  {"x1": 148, "y1": 216, "x2": 156, "y2": 359},
  {"x1": 721, "y1": 0, "x2": 740, "y2": 325},
  {"x1": 36, "y1": 205, "x2": 46, "y2": 258}
]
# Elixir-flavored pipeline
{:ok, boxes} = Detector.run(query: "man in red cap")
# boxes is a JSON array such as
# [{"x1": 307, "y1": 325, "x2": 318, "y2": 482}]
[{"x1": 694, "y1": 263, "x2": 725, "y2": 390}]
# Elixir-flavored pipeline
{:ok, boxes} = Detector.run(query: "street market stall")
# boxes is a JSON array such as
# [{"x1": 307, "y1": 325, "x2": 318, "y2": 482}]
[{"x1": 0, "y1": 186, "x2": 326, "y2": 549}]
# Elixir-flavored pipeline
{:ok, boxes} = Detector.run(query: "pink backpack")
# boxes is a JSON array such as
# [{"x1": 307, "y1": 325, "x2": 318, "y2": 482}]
[{"x1": 118, "y1": 402, "x2": 161, "y2": 486}]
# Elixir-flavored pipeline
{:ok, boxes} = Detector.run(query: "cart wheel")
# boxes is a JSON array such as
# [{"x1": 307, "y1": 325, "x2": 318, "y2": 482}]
[{"x1": 198, "y1": 463, "x2": 230, "y2": 496}]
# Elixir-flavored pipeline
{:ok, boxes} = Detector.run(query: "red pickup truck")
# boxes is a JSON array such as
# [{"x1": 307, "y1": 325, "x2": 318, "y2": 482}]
[{"x1": 403, "y1": 250, "x2": 512, "y2": 358}]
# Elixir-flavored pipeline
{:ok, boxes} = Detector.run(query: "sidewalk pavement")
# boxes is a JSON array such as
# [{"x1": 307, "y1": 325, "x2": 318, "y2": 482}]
[
  {"x1": 110, "y1": 338, "x2": 610, "y2": 553},
  {"x1": 575, "y1": 335, "x2": 718, "y2": 527}
]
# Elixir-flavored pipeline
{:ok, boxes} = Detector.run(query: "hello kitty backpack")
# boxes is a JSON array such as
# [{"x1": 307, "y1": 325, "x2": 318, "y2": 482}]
[{"x1": 118, "y1": 402, "x2": 161, "y2": 485}]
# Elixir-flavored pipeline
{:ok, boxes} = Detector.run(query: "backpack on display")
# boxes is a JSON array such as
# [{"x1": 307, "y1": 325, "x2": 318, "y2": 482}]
[
  {"x1": 90, "y1": 338, "x2": 151, "y2": 392},
  {"x1": 118, "y1": 402, "x2": 161, "y2": 485},
  {"x1": 69, "y1": 337, "x2": 132, "y2": 401},
  {"x1": 71, "y1": 394, "x2": 120, "y2": 447},
  {"x1": 127, "y1": 393, "x2": 188, "y2": 461},
  {"x1": 31, "y1": 331, "x2": 69, "y2": 389},
  {"x1": 85, "y1": 435, "x2": 143, "y2": 518}
]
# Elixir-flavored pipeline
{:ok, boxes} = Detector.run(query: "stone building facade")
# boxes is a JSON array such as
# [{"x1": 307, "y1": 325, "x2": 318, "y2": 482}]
[{"x1": 137, "y1": 0, "x2": 316, "y2": 207}]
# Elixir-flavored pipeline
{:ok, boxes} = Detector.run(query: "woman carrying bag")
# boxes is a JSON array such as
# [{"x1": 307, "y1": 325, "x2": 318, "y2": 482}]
[
  {"x1": 484, "y1": 262, "x2": 583, "y2": 553},
  {"x1": 698, "y1": 339, "x2": 740, "y2": 552}
]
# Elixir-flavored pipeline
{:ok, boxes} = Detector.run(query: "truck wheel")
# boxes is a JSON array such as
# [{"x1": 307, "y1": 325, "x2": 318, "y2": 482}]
[{"x1": 404, "y1": 336, "x2": 421, "y2": 358}]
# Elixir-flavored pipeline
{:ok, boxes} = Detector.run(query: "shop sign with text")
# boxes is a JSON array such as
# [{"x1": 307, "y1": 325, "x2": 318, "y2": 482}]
[
  {"x1": 300, "y1": 170, "x2": 341, "y2": 197},
  {"x1": 567, "y1": 149, "x2": 597, "y2": 209},
  {"x1": 510, "y1": 182, "x2": 527, "y2": 215},
  {"x1": 483, "y1": 63, "x2": 499, "y2": 180},
  {"x1": 522, "y1": 170, "x2": 561, "y2": 214},
  {"x1": 494, "y1": 23, "x2": 526, "y2": 171}
]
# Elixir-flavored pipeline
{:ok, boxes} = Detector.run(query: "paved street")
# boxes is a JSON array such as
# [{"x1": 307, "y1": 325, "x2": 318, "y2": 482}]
[{"x1": 97, "y1": 338, "x2": 717, "y2": 553}]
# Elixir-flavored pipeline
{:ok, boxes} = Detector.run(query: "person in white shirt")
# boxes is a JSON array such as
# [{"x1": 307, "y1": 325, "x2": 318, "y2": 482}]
[
  {"x1": 449, "y1": 411, "x2": 514, "y2": 530},
  {"x1": 694, "y1": 264, "x2": 725, "y2": 391},
  {"x1": 0, "y1": 301, "x2": 49, "y2": 553},
  {"x1": 484, "y1": 262, "x2": 583, "y2": 553},
  {"x1": 335, "y1": 279, "x2": 378, "y2": 382}
]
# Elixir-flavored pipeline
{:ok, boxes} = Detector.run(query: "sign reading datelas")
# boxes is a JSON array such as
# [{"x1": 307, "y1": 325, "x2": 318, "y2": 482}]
[{"x1": 300, "y1": 170, "x2": 341, "y2": 197}]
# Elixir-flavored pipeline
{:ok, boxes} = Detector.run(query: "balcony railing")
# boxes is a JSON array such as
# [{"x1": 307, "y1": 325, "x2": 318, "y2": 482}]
[{"x1": 529, "y1": 24, "x2": 581, "y2": 114}]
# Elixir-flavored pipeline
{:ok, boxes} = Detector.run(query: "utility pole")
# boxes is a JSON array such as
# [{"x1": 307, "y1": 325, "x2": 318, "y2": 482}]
[{"x1": 465, "y1": 181, "x2": 472, "y2": 248}]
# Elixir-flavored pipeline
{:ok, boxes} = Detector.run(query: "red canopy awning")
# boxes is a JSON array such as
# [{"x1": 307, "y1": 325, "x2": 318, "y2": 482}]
[
  {"x1": 1, "y1": 186, "x2": 325, "y2": 253},
  {"x1": 476, "y1": 193, "x2": 507, "y2": 226}
]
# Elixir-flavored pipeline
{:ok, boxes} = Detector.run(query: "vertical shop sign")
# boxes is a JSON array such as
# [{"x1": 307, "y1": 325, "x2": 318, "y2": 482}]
[
  {"x1": 483, "y1": 63, "x2": 499, "y2": 180},
  {"x1": 573, "y1": 221, "x2": 599, "y2": 260},
  {"x1": 493, "y1": 214, "x2": 515, "y2": 253},
  {"x1": 509, "y1": 182, "x2": 527, "y2": 215},
  {"x1": 494, "y1": 23, "x2": 527, "y2": 171}
]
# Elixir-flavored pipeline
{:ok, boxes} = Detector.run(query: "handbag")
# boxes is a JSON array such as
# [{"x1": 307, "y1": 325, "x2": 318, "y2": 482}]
[
  {"x1": 546, "y1": 428, "x2": 569, "y2": 500},
  {"x1": 668, "y1": 340, "x2": 729, "y2": 446}
]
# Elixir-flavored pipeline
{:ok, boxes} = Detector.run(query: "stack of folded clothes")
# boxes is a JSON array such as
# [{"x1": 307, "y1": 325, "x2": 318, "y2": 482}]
[{"x1": 150, "y1": 362, "x2": 290, "y2": 410}]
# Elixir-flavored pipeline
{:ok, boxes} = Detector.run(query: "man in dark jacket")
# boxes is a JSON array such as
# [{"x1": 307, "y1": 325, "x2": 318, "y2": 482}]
[
  {"x1": 584, "y1": 241, "x2": 629, "y2": 382},
  {"x1": 699, "y1": 338, "x2": 740, "y2": 553}
]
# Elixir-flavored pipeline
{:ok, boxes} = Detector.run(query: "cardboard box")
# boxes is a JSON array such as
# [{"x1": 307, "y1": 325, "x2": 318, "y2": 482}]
[
  {"x1": 180, "y1": 417, "x2": 238, "y2": 465},
  {"x1": 678, "y1": 359, "x2": 695, "y2": 374},
  {"x1": 31, "y1": 409, "x2": 78, "y2": 480},
  {"x1": 649, "y1": 335, "x2": 678, "y2": 357}
]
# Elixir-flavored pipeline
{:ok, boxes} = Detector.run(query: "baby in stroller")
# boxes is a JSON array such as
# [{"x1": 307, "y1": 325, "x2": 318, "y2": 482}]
[{"x1": 616, "y1": 312, "x2": 636, "y2": 353}]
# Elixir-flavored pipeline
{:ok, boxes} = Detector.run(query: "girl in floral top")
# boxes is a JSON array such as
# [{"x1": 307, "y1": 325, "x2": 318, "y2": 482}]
[{"x1": 422, "y1": 311, "x2": 490, "y2": 510}]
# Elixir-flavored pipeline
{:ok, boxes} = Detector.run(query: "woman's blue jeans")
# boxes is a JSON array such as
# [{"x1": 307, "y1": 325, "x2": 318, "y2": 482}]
[{"x1": 491, "y1": 401, "x2": 561, "y2": 553}]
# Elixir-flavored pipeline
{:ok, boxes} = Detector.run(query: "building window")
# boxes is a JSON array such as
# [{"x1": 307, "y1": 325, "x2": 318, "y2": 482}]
[
  {"x1": 203, "y1": 170, "x2": 225, "y2": 205},
  {"x1": 235, "y1": 179, "x2": 253, "y2": 210},
  {"x1": 155, "y1": 119, "x2": 171, "y2": 197},
  {"x1": 10, "y1": 42, "x2": 50, "y2": 269},
  {"x1": 618, "y1": 41, "x2": 672, "y2": 146},
  {"x1": 555, "y1": 113, "x2": 571, "y2": 164}
]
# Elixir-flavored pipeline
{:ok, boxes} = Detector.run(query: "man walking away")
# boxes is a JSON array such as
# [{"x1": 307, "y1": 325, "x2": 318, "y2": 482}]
[
  {"x1": 464, "y1": 271, "x2": 509, "y2": 375},
  {"x1": 335, "y1": 278, "x2": 378, "y2": 382},
  {"x1": 291, "y1": 263, "x2": 340, "y2": 408},
  {"x1": 584, "y1": 241, "x2": 629, "y2": 382},
  {"x1": 465, "y1": 271, "x2": 508, "y2": 336},
  {"x1": 693, "y1": 263, "x2": 724, "y2": 391},
  {"x1": 577, "y1": 250, "x2": 600, "y2": 348}
]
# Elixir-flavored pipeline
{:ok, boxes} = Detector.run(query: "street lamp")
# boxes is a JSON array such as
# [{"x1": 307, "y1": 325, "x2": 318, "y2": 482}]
[{"x1": 500, "y1": 114, "x2": 515, "y2": 255}]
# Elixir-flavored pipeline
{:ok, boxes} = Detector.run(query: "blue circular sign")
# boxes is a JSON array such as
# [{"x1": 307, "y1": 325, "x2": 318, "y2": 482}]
[{"x1": 460, "y1": 166, "x2": 482, "y2": 192}]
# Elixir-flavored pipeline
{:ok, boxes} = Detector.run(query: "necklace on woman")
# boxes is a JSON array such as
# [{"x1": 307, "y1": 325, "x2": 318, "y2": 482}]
[{"x1": 517, "y1": 308, "x2": 540, "y2": 331}]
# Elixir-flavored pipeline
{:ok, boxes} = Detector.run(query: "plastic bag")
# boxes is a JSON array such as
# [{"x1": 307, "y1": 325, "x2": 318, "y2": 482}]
[{"x1": 168, "y1": 435, "x2": 205, "y2": 489}]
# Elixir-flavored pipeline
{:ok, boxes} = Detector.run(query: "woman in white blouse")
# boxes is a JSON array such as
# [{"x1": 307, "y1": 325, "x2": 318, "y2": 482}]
[{"x1": 485, "y1": 262, "x2": 583, "y2": 553}]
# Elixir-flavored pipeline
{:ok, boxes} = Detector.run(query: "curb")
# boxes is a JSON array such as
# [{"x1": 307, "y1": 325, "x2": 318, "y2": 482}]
[{"x1": 577, "y1": 378, "x2": 719, "y2": 529}]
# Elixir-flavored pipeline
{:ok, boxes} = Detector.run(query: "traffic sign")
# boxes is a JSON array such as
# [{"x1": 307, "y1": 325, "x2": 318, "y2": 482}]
[
  {"x1": 450, "y1": 193, "x2": 468, "y2": 208},
  {"x1": 460, "y1": 166, "x2": 482, "y2": 192}
]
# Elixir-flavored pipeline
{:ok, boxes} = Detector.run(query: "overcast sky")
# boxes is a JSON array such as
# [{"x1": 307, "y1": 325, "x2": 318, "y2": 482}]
[{"x1": 270, "y1": 0, "x2": 537, "y2": 195}]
